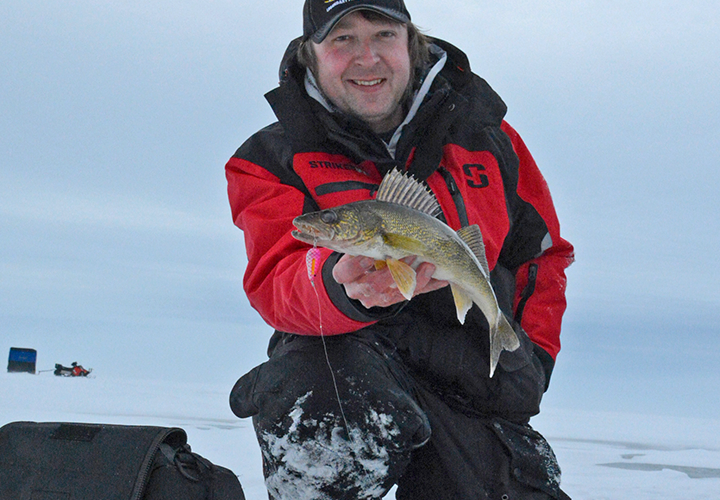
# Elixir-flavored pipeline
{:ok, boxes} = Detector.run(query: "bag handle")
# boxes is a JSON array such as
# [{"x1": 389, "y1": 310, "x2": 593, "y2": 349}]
[{"x1": 131, "y1": 427, "x2": 188, "y2": 500}]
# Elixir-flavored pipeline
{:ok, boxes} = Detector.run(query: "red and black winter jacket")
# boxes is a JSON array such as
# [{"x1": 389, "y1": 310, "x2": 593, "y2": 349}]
[{"x1": 226, "y1": 38, "x2": 574, "y2": 384}]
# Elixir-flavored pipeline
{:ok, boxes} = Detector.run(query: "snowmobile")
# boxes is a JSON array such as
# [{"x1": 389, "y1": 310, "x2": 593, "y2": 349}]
[{"x1": 54, "y1": 362, "x2": 91, "y2": 377}]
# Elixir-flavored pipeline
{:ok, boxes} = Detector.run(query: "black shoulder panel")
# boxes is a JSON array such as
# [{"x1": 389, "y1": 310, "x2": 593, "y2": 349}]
[
  {"x1": 233, "y1": 122, "x2": 319, "y2": 212},
  {"x1": 484, "y1": 126, "x2": 549, "y2": 270}
]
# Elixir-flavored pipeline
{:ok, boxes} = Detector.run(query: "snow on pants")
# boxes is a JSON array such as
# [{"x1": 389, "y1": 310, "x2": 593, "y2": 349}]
[{"x1": 230, "y1": 330, "x2": 569, "y2": 500}]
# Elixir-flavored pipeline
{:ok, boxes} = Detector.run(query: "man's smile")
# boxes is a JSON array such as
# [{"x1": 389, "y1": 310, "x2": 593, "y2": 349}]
[{"x1": 350, "y1": 78, "x2": 385, "y2": 87}]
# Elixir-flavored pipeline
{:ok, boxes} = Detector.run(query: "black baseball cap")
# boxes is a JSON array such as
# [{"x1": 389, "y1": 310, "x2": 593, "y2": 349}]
[{"x1": 303, "y1": 0, "x2": 411, "y2": 44}]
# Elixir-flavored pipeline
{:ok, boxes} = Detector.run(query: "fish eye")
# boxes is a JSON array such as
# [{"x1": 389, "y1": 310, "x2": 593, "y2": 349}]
[{"x1": 320, "y1": 210, "x2": 338, "y2": 224}]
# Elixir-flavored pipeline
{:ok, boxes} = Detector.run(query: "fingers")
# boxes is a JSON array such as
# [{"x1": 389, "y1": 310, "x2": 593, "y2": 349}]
[
  {"x1": 415, "y1": 262, "x2": 449, "y2": 294},
  {"x1": 333, "y1": 255, "x2": 448, "y2": 309},
  {"x1": 332, "y1": 254, "x2": 376, "y2": 284},
  {"x1": 341, "y1": 264, "x2": 400, "y2": 306}
]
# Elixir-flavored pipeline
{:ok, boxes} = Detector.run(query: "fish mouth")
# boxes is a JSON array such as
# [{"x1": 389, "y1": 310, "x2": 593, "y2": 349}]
[{"x1": 291, "y1": 219, "x2": 334, "y2": 244}]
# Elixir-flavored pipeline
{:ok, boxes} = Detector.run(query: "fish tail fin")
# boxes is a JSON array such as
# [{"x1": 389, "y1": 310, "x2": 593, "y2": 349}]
[{"x1": 489, "y1": 314, "x2": 521, "y2": 378}]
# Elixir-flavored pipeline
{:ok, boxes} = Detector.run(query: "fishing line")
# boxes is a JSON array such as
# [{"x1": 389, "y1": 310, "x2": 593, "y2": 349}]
[
  {"x1": 306, "y1": 245, "x2": 351, "y2": 436},
  {"x1": 304, "y1": 245, "x2": 390, "y2": 491}
]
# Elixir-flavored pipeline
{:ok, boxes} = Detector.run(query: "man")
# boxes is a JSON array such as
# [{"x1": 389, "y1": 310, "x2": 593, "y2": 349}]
[{"x1": 226, "y1": 1, "x2": 574, "y2": 499}]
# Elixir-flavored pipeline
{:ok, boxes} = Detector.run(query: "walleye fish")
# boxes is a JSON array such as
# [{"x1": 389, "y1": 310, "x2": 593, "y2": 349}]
[{"x1": 292, "y1": 169, "x2": 520, "y2": 377}]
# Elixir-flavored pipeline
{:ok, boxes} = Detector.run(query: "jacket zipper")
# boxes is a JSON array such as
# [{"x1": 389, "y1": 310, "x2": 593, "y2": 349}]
[
  {"x1": 514, "y1": 263, "x2": 538, "y2": 324},
  {"x1": 437, "y1": 167, "x2": 469, "y2": 228}
]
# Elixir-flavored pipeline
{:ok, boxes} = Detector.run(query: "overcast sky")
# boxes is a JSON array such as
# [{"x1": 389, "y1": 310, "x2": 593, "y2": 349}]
[{"x1": 2, "y1": 1, "x2": 718, "y2": 418}]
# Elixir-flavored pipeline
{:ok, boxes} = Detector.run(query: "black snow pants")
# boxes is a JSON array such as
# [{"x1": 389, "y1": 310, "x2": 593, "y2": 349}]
[{"x1": 230, "y1": 320, "x2": 570, "y2": 500}]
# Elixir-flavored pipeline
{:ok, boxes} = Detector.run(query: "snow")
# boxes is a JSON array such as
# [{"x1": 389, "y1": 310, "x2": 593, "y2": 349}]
[
  {"x1": 2, "y1": 371, "x2": 719, "y2": 500},
  {"x1": 258, "y1": 392, "x2": 393, "y2": 499}
]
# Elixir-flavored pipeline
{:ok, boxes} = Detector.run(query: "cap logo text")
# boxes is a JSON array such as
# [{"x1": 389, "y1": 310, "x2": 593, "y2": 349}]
[{"x1": 325, "y1": 0, "x2": 353, "y2": 12}]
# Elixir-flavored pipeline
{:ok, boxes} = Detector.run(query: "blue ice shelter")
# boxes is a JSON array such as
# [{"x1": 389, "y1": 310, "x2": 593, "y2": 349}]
[{"x1": 7, "y1": 348, "x2": 37, "y2": 374}]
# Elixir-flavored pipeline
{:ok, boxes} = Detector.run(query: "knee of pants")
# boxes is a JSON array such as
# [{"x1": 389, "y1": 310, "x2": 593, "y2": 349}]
[
  {"x1": 230, "y1": 335, "x2": 431, "y2": 483},
  {"x1": 254, "y1": 391, "x2": 412, "y2": 500}
]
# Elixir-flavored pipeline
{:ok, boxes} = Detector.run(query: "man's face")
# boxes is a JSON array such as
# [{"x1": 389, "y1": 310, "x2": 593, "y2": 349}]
[{"x1": 312, "y1": 11, "x2": 411, "y2": 133}]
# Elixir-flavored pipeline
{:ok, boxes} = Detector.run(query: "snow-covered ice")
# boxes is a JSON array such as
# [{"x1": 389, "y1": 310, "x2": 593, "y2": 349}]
[
  {"x1": 2, "y1": 371, "x2": 719, "y2": 500},
  {"x1": 2, "y1": 1, "x2": 719, "y2": 499}
]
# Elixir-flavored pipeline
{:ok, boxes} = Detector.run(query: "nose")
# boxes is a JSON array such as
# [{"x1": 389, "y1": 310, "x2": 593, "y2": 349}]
[{"x1": 353, "y1": 40, "x2": 380, "y2": 66}]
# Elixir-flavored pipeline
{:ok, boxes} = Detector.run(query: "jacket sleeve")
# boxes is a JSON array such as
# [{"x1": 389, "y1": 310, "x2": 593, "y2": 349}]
[
  {"x1": 225, "y1": 142, "x2": 377, "y2": 336},
  {"x1": 501, "y1": 121, "x2": 575, "y2": 363}
]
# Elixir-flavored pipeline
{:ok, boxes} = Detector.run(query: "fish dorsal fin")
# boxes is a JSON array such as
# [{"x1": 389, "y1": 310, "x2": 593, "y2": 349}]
[
  {"x1": 457, "y1": 225, "x2": 490, "y2": 276},
  {"x1": 376, "y1": 169, "x2": 441, "y2": 218}
]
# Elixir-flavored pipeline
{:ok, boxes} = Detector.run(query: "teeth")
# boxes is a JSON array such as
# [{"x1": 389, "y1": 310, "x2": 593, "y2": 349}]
[{"x1": 353, "y1": 79, "x2": 383, "y2": 86}]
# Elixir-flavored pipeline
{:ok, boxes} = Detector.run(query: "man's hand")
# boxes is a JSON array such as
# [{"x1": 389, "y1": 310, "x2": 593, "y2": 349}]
[{"x1": 332, "y1": 254, "x2": 449, "y2": 308}]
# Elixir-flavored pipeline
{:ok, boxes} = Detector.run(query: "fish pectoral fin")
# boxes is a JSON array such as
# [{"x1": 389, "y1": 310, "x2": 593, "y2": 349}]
[
  {"x1": 382, "y1": 233, "x2": 427, "y2": 255},
  {"x1": 386, "y1": 257, "x2": 417, "y2": 300},
  {"x1": 374, "y1": 259, "x2": 387, "y2": 270},
  {"x1": 450, "y1": 284, "x2": 473, "y2": 325}
]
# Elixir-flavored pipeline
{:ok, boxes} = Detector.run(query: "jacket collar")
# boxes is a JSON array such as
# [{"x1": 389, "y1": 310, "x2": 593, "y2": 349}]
[
  {"x1": 265, "y1": 36, "x2": 507, "y2": 169},
  {"x1": 302, "y1": 44, "x2": 448, "y2": 159}
]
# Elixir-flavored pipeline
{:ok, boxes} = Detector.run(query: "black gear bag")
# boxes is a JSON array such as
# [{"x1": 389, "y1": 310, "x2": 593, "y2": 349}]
[{"x1": 0, "y1": 421, "x2": 245, "y2": 500}]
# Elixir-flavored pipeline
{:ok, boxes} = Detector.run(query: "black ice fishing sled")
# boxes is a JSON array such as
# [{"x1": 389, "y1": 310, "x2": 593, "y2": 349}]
[
  {"x1": 0, "y1": 421, "x2": 245, "y2": 500},
  {"x1": 53, "y1": 361, "x2": 91, "y2": 377}
]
